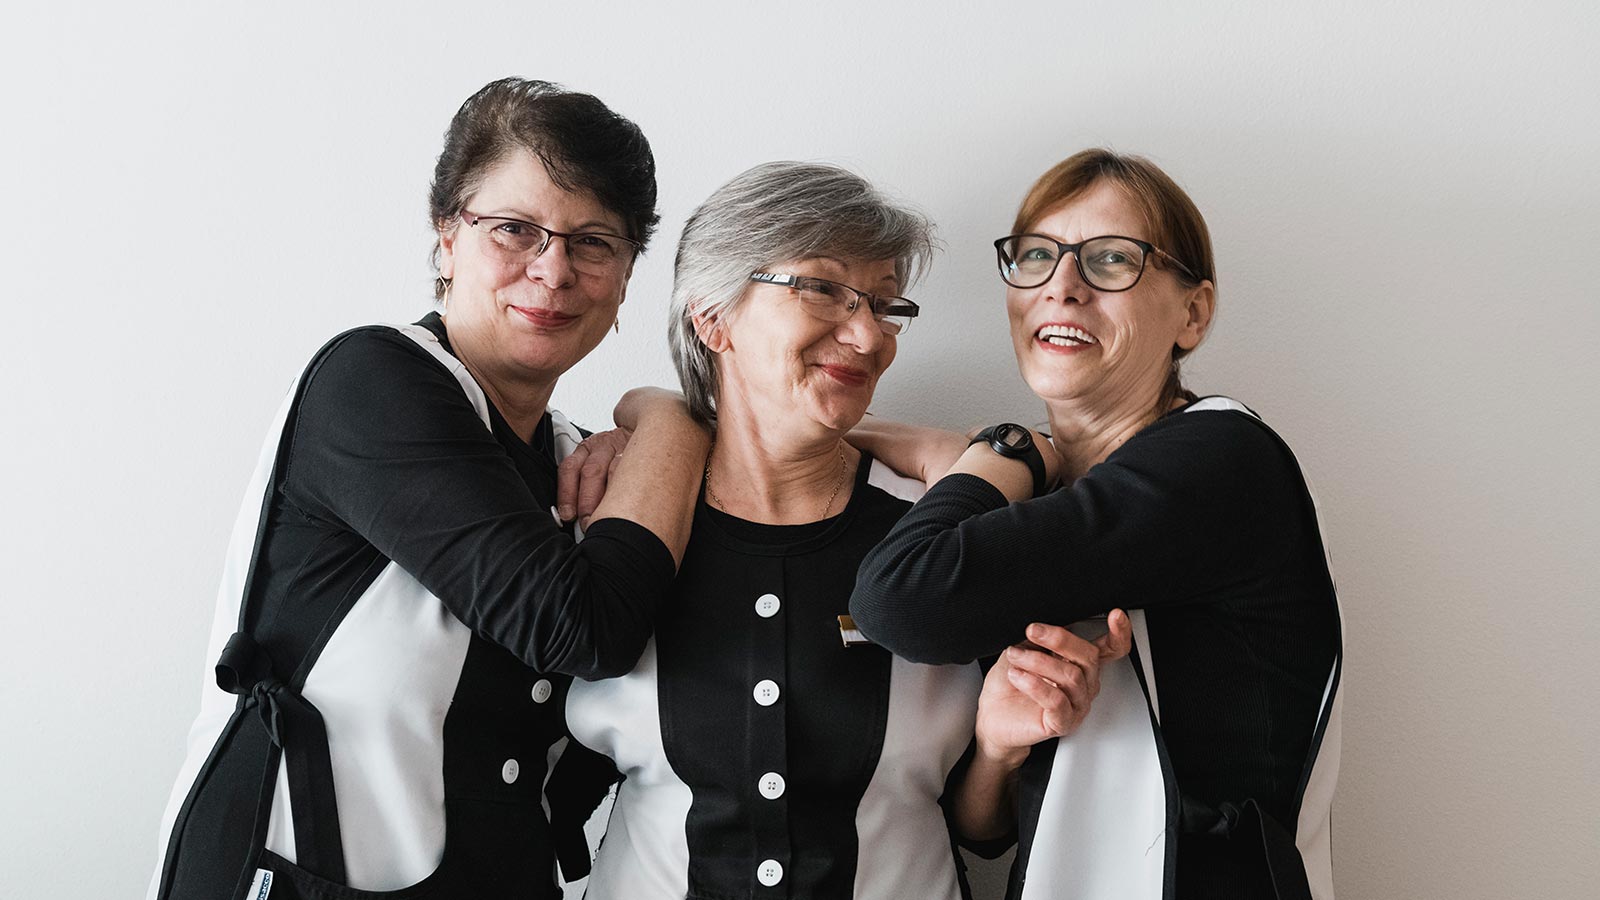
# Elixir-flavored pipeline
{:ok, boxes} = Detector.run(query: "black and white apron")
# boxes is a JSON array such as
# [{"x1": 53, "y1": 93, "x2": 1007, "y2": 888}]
[
  {"x1": 148, "y1": 324, "x2": 595, "y2": 900},
  {"x1": 1010, "y1": 397, "x2": 1343, "y2": 900}
]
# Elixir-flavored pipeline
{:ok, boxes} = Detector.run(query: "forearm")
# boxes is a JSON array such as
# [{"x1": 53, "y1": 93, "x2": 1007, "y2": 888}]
[
  {"x1": 846, "y1": 417, "x2": 968, "y2": 484},
  {"x1": 952, "y1": 744, "x2": 1024, "y2": 844},
  {"x1": 589, "y1": 401, "x2": 709, "y2": 567}
]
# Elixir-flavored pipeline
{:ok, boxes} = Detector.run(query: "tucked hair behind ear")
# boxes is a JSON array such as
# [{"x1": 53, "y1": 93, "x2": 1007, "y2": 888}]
[{"x1": 668, "y1": 161, "x2": 936, "y2": 425}]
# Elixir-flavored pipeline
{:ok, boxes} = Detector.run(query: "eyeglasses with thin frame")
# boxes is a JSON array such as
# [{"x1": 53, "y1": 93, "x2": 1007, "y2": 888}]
[
  {"x1": 993, "y1": 234, "x2": 1199, "y2": 292},
  {"x1": 459, "y1": 210, "x2": 641, "y2": 277},
  {"x1": 748, "y1": 272, "x2": 920, "y2": 336}
]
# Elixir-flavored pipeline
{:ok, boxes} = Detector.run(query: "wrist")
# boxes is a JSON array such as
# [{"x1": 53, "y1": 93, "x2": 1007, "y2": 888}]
[
  {"x1": 974, "y1": 735, "x2": 1030, "y2": 771},
  {"x1": 969, "y1": 423, "x2": 1048, "y2": 497}
]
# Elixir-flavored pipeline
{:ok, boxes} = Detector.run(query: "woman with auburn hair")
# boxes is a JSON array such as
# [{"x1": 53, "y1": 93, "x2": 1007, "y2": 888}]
[{"x1": 850, "y1": 149, "x2": 1343, "y2": 900}]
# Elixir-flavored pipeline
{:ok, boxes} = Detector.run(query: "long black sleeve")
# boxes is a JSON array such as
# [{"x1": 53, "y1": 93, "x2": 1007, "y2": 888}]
[
  {"x1": 849, "y1": 409, "x2": 1306, "y2": 664},
  {"x1": 280, "y1": 326, "x2": 676, "y2": 679}
]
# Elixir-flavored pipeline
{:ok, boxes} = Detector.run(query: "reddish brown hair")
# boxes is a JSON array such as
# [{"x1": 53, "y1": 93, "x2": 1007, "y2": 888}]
[{"x1": 1013, "y1": 149, "x2": 1215, "y2": 413}]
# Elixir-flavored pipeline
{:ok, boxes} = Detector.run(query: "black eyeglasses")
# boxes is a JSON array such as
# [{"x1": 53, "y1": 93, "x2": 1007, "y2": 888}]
[
  {"x1": 994, "y1": 234, "x2": 1198, "y2": 292},
  {"x1": 460, "y1": 210, "x2": 640, "y2": 277},
  {"x1": 748, "y1": 272, "x2": 919, "y2": 336}
]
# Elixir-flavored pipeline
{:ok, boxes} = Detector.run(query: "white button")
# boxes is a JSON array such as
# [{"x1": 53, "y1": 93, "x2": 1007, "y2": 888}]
[
  {"x1": 754, "y1": 593, "x2": 781, "y2": 618},
  {"x1": 756, "y1": 859, "x2": 783, "y2": 887},
  {"x1": 758, "y1": 772, "x2": 786, "y2": 800},
  {"x1": 752, "y1": 679, "x2": 780, "y2": 706},
  {"x1": 531, "y1": 679, "x2": 553, "y2": 703},
  {"x1": 501, "y1": 758, "x2": 520, "y2": 784}
]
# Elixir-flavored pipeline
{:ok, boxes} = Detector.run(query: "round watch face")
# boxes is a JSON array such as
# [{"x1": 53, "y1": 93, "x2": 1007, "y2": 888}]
[{"x1": 994, "y1": 423, "x2": 1032, "y2": 453}]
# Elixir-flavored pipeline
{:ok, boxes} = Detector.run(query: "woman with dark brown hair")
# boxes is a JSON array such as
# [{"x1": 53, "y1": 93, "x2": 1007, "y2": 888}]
[
  {"x1": 849, "y1": 149, "x2": 1344, "y2": 900},
  {"x1": 146, "y1": 78, "x2": 707, "y2": 900}
]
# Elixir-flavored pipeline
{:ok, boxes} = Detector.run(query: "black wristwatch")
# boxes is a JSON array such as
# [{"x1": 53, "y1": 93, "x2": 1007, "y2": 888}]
[{"x1": 969, "y1": 423, "x2": 1048, "y2": 498}]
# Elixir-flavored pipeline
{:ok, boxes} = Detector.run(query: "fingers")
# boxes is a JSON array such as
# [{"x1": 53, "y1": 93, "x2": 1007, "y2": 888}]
[
  {"x1": 1006, "y1": 644, "x2": 1098, "y2": 709},
  {"x1": 559, "y1": 428, "x2": 630, "y2": 524},
  {"x1": 555, "y1": 443, "x2": 590, "y2": 522},
  {"x1": 575, "y1": 444, "x2": 615, "y2": 522},
  {"x1": 1003, "y1": 664, "x2": 1081, "y2": 738},
  {"x1": 1024, "y1": 622, "x2": 1100, "y2": 672},
  {"x1": 1095, "y1": 609, "x2": 1133, "y2": 661},
  {"x1": 577, "y1": 451, "x2": 626, "y2": 531}
]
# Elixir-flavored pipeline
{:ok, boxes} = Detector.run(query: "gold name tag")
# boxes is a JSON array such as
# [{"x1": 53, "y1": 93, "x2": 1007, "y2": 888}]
[{"x1": 837, "y1": 615, "x2": 874, "y2": 647}]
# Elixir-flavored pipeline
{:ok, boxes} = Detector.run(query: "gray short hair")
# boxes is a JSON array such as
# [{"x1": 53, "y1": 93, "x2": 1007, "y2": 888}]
[{"x1": 668, "y1": 161, "x2": 936, "y2": 424}]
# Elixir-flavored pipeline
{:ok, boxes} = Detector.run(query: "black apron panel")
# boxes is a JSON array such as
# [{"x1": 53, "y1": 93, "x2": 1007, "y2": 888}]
[
  {"x1": 443, "y1": 632, "x2": 570, "y2": 804},
  {"x1": 1004, "y1": 738, "x2": 1058, "y2": 900},
  {"x1": 781, "y1": 550, "x2": 891, "y2": 898},
  {"x1": 248, "y1": 795, "x2": 556, "y2": 900},
  {"x1": 658, "y1": 470, "x2": 905, "y2": 900},
  {"x1": 161, "y1": 712, "x2": 278, "y2": 900}
]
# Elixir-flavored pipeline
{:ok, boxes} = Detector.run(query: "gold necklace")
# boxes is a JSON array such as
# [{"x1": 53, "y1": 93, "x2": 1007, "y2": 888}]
[{"x1": 704, "y1": 439, "x2": 849, "y2": 519}]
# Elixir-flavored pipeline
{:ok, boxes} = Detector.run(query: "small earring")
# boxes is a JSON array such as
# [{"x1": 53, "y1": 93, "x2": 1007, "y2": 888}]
[
  {"x1": 613, "y1": 318, "x2": 620, "y2": 334},
  {"x1": 439, "y1": 278, "x2": 452, "y2": 311}
]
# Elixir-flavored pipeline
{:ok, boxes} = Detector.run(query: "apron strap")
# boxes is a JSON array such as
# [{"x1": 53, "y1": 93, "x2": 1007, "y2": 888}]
[
  {"x1": 216, "y1": 631, "x2": 347, "y2": 883},
  {"x1": 1179, "y1": 795, "x2": 1312, "y2": 900},
  {"x1": 210, "y1": 343, "x2": 353, "y2": 883}
]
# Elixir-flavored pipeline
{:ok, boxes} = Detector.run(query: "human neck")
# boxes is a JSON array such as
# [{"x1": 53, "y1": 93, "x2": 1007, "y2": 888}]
[
  {"x1": 705, "y1": 404, "x2": 857, "y2": 526},
  {"x1": 1044, "y1": 392, "x2": 1173, "y2": 483},
  {"x1": 443, "y1": 313, "x2": 556, "y2": 443}
]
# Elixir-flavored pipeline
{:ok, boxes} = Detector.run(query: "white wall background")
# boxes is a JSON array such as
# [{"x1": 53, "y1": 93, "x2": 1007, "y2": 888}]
[{"x1": 2, "y1": 2, "x2": 1595, "y2": 897}]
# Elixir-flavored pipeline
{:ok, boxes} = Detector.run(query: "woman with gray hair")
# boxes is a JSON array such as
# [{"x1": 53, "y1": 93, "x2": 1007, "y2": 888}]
[{"x1": 565, "y1": 162, "x2": 1119, "y2": 899}]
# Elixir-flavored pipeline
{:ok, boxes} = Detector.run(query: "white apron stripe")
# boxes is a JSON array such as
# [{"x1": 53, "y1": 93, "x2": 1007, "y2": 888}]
[{"x1": 1020, "y1": 397, "x2": 1342, "y2": 900}]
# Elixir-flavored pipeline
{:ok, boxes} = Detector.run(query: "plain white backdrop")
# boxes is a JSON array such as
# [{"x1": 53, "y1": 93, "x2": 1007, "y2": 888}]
[{"x1": 2, "y1": 2, "x2": 1596, "y2": 897}]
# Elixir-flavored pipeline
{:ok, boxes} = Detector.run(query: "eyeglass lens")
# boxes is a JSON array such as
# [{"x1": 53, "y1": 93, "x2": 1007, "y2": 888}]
[
  {"x1": 475, "y1": 217, "x2": 633, "y2": 273},
  {"x1": 793, "y1": 278, "x2": 912, "y2": 336},
  {"x1": 997, "y1": 235, "x2": 1148, "y2": 291}
]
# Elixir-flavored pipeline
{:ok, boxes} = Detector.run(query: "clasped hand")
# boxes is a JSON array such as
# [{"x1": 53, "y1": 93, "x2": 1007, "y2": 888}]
[{"x1": 976, "y1": 611, "x2": 1134, "y2": 768}]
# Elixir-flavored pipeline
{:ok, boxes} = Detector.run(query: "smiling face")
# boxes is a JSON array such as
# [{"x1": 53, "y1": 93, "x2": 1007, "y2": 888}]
[
  {"x1": 705, "y1": 256, "x2": 900, "y2": 440},
  {"x1": 1007, "y1": 180, "x2": 1213, "y2": 416},
  {"x1": 437, "y1": 148, "x2": 632, "y2": 389}
]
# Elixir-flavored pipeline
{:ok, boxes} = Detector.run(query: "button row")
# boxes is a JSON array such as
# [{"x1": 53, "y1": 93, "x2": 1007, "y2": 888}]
[{"x1": 753, "y1": 590, "x2": 784, "y2": 886}]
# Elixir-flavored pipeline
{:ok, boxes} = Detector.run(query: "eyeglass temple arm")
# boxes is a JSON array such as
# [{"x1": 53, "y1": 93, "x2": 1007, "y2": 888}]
[{"x1": 1152, "y1": 247, "x2": 1200, "y2": 281}]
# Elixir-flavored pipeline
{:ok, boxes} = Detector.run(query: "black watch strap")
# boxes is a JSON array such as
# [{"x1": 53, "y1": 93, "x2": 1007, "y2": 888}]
[{"x1": 970, "y1": 423, "x2": 1047, "y2": 498}]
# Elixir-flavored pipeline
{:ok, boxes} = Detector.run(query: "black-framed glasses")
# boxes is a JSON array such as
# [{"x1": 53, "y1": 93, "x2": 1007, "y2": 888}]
[
  {"x1": 994, "y1": 233, "x2": 1198, "y2": 292},
  {"x1": 460, "y1": 210, "x2": 640, "y2": 276},
  {"x1": 748, "y1": 272, "x2": 920, "y2": 336}
]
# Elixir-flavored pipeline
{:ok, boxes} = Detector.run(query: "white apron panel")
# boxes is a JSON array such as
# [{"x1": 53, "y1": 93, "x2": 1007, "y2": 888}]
[
  {"x1": 1021, "y1": 640, "x2": 1167, "y2": 900},
  {"x1": 566, "y1": 638, "x2": 694, "y2": 900},
  {"x1": 853, "y1": 656, "x2": 980, "y2": 900},
  {"x1": 264, "y1": 560, "x2": 472, "y2": 888}
]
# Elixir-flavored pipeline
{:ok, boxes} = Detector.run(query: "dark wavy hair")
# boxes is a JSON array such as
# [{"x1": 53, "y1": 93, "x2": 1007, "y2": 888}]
[{"x1": 427, "y1": 78, "x2": 660, "y2": 299}]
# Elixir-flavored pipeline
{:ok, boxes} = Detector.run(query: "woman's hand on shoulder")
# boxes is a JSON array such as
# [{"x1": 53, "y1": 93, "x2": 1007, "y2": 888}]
[
  {"x1": 557, "y1": 427, "x2": 631, "y2": 526},
  {"x1": 974, "y1": 610, "x2": 1133, "y2": 769}
]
